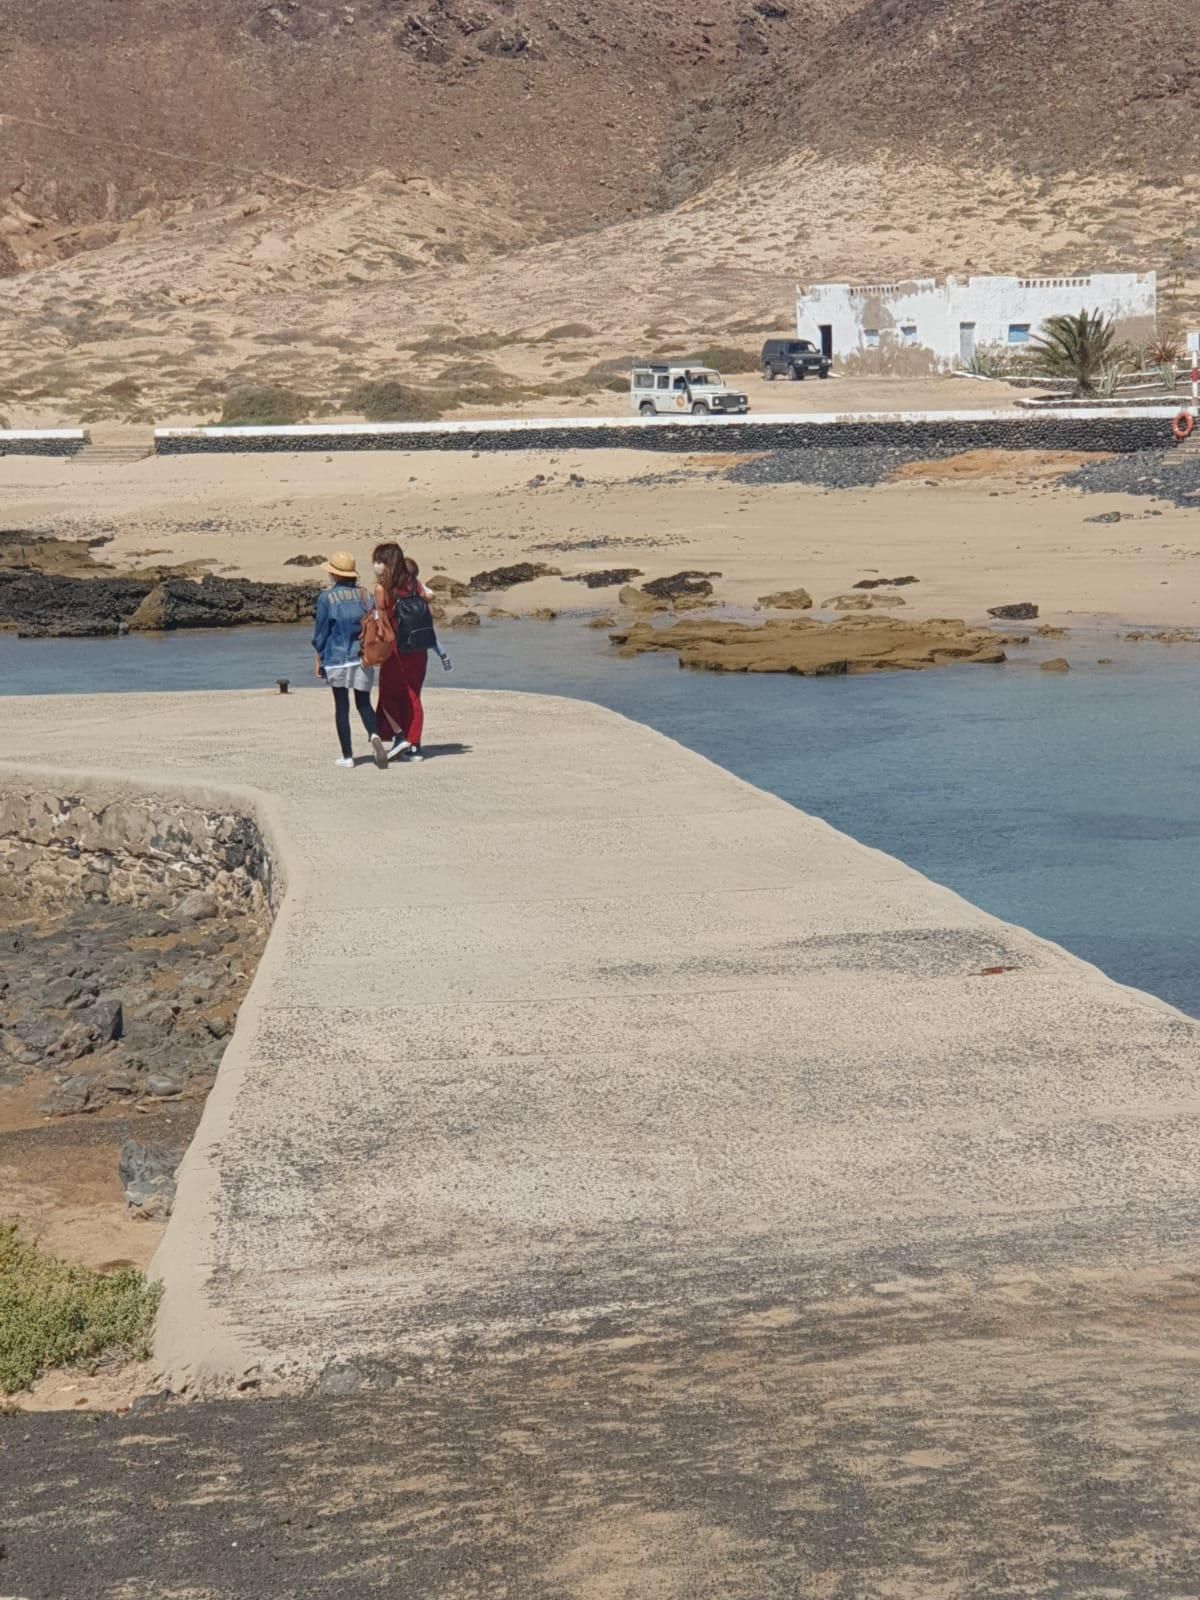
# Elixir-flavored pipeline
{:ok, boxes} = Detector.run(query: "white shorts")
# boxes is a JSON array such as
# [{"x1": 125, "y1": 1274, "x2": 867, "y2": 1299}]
[{"x1": 324, "y1": 661, "x2": 374, "y2": 692}]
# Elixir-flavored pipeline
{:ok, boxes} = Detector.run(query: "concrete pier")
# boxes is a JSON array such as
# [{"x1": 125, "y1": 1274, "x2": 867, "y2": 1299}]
[{"x1": 2, "y1": 687, "x2": 1198, "y2": 1394}]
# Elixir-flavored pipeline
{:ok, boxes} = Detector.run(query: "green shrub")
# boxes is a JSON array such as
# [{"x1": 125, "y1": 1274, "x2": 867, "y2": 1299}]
[
  {"x1": 653, "y1": 345, "x2": 759, "y2": 373},
  {"x1": 346, "y1": 380, "x2": 451, "y2": 422},
  {"x1": 0, "y1": 1225, "x2": 162, "y2": 1394},
  {"x1": 534, "y1": 322, "x2": 595, "y2": 342},
  {"x1": 1030, "y1": 309, "x2": 1118, "y2": 394},
  {"x1": 220, "y1": 386, "x2": 309, "y2": 425}
]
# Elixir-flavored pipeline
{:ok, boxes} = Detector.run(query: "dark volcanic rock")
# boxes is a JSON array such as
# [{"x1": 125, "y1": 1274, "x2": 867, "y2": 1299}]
[
  {"x1": 283, "y1": 553, "x2": 327, "y2": 566},
  {"x1": 854, "y1": 575, "x2": 919, "y2": 589},
  {"x1": 565, "y1": 568, "x2": 644, "y2": 589},
  {"x1": 127, "y1": 577, "x2": 316, "y2": 631},
  {"x1": 0, "y1": 571, "x2": 317, "y2": 637},
  {"x1": 0, "y1": 571, "x2": 153, "y2": 637},
  {"x1": 987, "y1": 602, "x2": 1039, "y2": 620},
  {"x1": 1064, "y1": 449, "x2": 1200, "y2": 509},
  {"x1": 467, "y1": 562, "x2": 561, "y2": 592},
  {"x1": 642, "y1": 570, "x2": 722, "y2": 600}
]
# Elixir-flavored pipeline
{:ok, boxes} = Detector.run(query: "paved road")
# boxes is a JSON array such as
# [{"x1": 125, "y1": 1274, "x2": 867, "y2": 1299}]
[
  {"x1": 3, "y1": 687, "x2": 1200, "y2": 1595},
  {"x1": 2, "y1": 687, "x2": 1200, "y2": 1400},
  {"x1": 6, "y1": 1256, "x2": 1200, "y2": 1598}
]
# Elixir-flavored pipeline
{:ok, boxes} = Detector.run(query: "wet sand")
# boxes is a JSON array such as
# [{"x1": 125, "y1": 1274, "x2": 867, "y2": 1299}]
[{"x1": 4, "y1": 443, "x2": 1200, "y2": 632}]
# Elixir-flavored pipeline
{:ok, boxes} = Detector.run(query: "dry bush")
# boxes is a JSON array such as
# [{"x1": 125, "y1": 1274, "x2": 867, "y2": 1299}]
[
  {"x1": 653, "y1": 345, "x2": 760, "y2": 372},
  {"x1": 432, "y1": 360, "x2": 513, "y2": 386},
  {"x1": 534, "y1": 322, "x2": 595, "y2": 341},
  {"x1": 220, "y1": 385, "x2": 309, "y2": 424},
  {"x1": 345, "y1": 379, "x2": 452, "y2": 421}
]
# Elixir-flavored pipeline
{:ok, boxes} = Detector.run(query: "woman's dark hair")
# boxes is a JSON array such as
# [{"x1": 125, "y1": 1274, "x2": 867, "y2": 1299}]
[{"x1": 372, "y1": 542, "x2": 409, "y2": 595}]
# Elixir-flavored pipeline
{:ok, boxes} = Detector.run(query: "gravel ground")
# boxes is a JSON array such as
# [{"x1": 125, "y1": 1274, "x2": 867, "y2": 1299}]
[
  {"x1": 725, "y1": 444, "x2": 962, "y2": 489},
  {"x1": 1062, "y1": 448, "x2": 1200, "y2": 509}
]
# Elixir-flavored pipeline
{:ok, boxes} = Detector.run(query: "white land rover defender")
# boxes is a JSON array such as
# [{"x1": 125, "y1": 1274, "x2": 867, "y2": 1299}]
[{"x1": 630, "y1": 363, "x2": 750, "y2": 417}]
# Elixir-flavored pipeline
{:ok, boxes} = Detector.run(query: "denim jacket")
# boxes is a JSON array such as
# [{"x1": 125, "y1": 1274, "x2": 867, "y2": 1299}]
[{"x1": 312, "y1": 584, "x2": 373, "y2": 669}]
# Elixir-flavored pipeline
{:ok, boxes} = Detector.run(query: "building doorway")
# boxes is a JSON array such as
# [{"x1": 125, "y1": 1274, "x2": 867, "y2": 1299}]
[
  {"x1": 818, "y1": 324, "x2": 833, "y2": 361},
  {"x1": 959, "y1": 322, "x2": 977, "y2": 365}
]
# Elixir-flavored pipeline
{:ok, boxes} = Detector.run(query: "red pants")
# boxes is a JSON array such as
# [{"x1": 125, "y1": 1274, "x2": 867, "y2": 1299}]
[{"x1": 377, "y1": 650, "x2": 426, "y2": 745}]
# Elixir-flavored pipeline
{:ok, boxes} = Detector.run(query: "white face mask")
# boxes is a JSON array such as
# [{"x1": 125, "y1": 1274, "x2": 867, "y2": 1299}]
[{"x1": 373, "y1": 562, "x2": 385, "y2": 576}]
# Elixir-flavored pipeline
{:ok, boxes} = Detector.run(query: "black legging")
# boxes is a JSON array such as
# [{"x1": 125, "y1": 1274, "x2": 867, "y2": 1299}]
[{"x1": 332, "y1": 686, "x2": 378, "y2": 758}]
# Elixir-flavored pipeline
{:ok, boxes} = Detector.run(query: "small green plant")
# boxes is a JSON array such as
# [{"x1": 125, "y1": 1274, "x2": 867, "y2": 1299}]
[
  {"x1": 1030, "y1": 309, "x2": 1118, "y2": 394},
  {"x1": 0, "y1": 1224, "x2": 162, "y2": 1394},
  {"x1": 1145, "y1": 334, "x2": 1184, "y2": 366},
  {"x1": 220, "y1": 386, "x2": 309, "y2": 425},
  {"x1": 963, "y1": 348, "x2": 1008, "y2": 378},
  {"x1": 1097, "y1": 361, "x2": 1128, "y2": 398}
]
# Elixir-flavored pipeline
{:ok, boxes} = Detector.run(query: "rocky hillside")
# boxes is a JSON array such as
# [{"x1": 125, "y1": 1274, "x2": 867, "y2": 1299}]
[
  {"x1": 721, "y1": 0, "x2": 1200, "y2": 177},
  {"x1": 0, "y1": 0, "x2": 847, "y2": 274}
]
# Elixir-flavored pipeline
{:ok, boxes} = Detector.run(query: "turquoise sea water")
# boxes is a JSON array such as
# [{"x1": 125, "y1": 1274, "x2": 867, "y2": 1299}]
[{"x1": 3, "y1": 621, "x2": 1198, "y2": 1016}]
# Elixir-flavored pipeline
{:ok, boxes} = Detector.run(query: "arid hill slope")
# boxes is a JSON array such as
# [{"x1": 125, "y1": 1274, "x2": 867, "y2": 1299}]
[
  {"x1": 3, "y1": 0, "x2": 1200, "y2": 425},
  {"x1": 0, "y1": 0, "x2": 850, "y2": 273},
  {"x1": 725, "y1": 0, "x2": 1198, "y2": 177}
]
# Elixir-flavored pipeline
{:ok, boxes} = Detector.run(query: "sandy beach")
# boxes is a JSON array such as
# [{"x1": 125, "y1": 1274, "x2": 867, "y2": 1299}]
[{"x1": 4, "y1": 436, "x2": 1200, "y2": 633}]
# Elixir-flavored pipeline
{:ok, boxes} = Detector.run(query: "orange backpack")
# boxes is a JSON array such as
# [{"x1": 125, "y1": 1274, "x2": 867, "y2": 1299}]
[{"x1": 360, "y1": 587, "x2": 396, "y2": 666}]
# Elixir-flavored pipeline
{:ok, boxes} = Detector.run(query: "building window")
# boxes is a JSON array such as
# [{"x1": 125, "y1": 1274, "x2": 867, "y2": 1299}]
[
  {"x1": 900, "y1": 325, "x2": 918, "y2": 346},
  {"x1": 1008, "y1": 323, "x2": 1031, "y2": 344},
  {"x1": 864, "y1": 328, "x2": 880, "y2": 348}
]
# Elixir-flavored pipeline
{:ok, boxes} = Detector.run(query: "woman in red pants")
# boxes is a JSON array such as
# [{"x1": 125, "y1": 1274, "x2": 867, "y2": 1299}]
[{"x1": 372, "y1": 542, "x2": 447, "y2": 761}]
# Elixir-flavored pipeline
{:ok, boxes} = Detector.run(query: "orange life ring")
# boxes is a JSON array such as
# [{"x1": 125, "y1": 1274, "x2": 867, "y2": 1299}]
[{"x1": 1172, "y1": 409, "x2": 1195, "y2": 442}]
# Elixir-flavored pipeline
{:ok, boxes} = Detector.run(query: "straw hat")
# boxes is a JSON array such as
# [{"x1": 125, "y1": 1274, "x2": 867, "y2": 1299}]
[{"x1": 325, "y1": 551, "x2": 358, "y2": 580}]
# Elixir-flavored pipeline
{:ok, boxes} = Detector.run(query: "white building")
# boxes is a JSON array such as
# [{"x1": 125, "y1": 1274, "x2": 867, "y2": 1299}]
[{"x1": 795, "y1": 272, "x2": 1157, "y2": 369}]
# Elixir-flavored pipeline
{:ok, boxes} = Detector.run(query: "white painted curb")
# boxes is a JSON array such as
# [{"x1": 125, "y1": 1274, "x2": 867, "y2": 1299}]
[
  {"x1": 154, "y1": 406, "x2": 1182, "y2": 446},
  {"x1": 0, "y1": 429, "x2": 88, "y2": 443}
]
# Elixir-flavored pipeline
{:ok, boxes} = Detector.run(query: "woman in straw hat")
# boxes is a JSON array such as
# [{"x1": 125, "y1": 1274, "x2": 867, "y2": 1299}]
[{"x1": 311, "y1": 552, "x2": 389, "y2": 769}]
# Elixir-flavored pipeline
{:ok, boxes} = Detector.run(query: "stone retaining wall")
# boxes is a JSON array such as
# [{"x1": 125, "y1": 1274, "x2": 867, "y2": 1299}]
[
  {"x1": 154, "y1": 412, "x2": 1177, "y2": 456},
  {"x1": 0, "y1": 783, "x2": 275, "y2": 917},
  {"x1": 0, "y1": 430, "x2": 88, "y2": 457}
]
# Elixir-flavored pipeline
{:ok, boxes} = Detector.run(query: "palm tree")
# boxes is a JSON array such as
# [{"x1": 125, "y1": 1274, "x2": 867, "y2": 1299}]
[{"x1": 1030, "y1": 309, "x2": 1118, "y2": 393}]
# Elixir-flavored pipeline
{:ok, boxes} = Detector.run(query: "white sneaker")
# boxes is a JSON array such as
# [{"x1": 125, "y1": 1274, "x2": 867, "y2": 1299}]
[
  {"x1": 387, "y1": 739, "x2": 412, "y2": 762},
  {"x1": 334, "y1": 756, "x2": 355, "y2": 769},
  {"x1": 370, "y1": 734, "x2": 389, "y2": 769}
]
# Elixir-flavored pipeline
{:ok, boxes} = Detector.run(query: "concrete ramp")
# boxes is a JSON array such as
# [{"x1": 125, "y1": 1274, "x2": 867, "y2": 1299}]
[{"x1": 1, "y1": 688, "x2": 1198, "y2": 1391}]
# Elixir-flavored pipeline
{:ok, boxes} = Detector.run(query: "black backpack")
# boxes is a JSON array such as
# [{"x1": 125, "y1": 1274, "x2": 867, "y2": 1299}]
[{"x1": 392, "y1": 587, "x2": 437, "y2": 653}]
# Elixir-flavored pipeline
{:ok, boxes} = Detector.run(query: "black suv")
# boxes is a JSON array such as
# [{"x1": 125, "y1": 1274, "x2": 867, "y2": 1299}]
[{"x1": 761, "y1": 339, "x2": 831, "y2": 381}]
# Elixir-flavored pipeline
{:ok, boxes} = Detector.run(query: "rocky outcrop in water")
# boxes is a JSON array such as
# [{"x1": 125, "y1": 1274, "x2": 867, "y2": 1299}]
[
  {"x1": 988, "y1": 602, "x2": 1039, "y2": 620},
  {"x1": 609, "y1": 615, "x2": 1006, "y2": 675},
  {"x1": 566, "y1": 568, "x2": 644, "y2": 589},
  {"x1": 0, "y1": 536, "x2": 319, "y2": 637},
  {"x1": 822, "y1": 592, "x2": 907, "y2": 610},
  {"x1": 125, "y1": 578, "x2": 315, "y2": 631},
  {"x1": 467, "y1": 562, "x2": 561, "y2": 592},
  {"x1": 641, "y1": 570, "x2": 721, "y2": 600}
]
